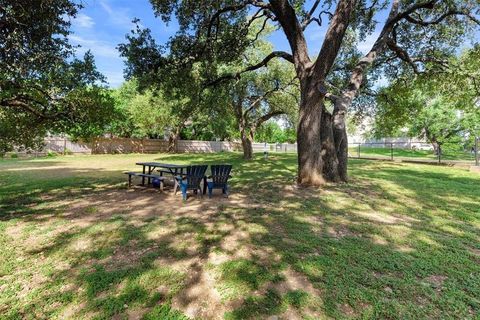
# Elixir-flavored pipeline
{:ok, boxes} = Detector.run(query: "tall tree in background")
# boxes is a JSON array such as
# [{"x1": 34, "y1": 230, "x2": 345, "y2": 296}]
[
  {"x1": 109, "y1": 80, "x2": 174, "y2": 139},
  {"x1": 220, "y1": 35, "x2": 298, "y2": 159},
  {"x1": 0, "y1": 0, "x2": 114, "y2": 154},
  {"x1": 374, "y1": 47, "x2": 480, "y2": 154},
  {"x1": 120, "y1": 0, "x2": 479, "y2": 185}
]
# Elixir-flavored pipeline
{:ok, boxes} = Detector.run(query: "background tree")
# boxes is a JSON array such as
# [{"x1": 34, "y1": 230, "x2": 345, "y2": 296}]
[
  {"x1": 374, "y1": 47, "x2": 480, "y2": 155},
  {"x1": 109, "y1": 80, "x2": 174, "y2": 139},
  {"x1": 0, "y1": 0, "x2": 114, "y2": 155},
  {"x1": 256, "y1": 121, "x2": 297, "y2": 144},
  {"x1": 120, "y1": 0, "x2": 479, "y2": 185},
  {"x1": 218, "y1": 35, "x2": 298, "y2": 159}
]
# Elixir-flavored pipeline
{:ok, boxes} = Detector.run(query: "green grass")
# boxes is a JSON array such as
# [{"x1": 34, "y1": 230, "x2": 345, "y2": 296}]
[{"x1": 1, "y1": 153, "x2": 479, "y2": 319}]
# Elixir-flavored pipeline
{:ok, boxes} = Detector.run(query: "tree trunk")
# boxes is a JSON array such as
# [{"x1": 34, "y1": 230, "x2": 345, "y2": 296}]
[
  {"x1": 432, "y1": 140, "x2": 441, "y2": 156},
  {"x1": 296, "y1": 89, "x2": 351, "y2": 184},
  {"x1": 297, "y1": 81, "x2": 325, "y2": 186},
  {"x1": 241, "y1": 133, "x2": 254, "y2": 160},
  {"x1": 320, "y1": 110, "x2": 340, "y2": 182},
  {"x1": 167, "y1": 126, "x2": 181, "y2": 153},
  {"x1": 333, "y1": 97, "x2": 349, "y2": 182}
]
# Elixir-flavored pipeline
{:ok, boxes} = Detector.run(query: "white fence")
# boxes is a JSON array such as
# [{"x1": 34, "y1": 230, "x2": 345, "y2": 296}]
[
  {"x1": 9, "y1": 138, "x2": 242, "y2": 156},
  {"x1": 351, "y1": 137, "x2": 430, "y2": 149},
  {"x1": 8, "y1": 137, "x2": 432, "y2": 157},
  {"x1": 44, "y1": 138, "x2": 91, "y2": 154},
  {"x1": 252, "y1": 142, "x2": 297, "y2": 153}
]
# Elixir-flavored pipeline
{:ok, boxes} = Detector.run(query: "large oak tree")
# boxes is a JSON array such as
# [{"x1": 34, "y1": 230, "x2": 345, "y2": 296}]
[
  {"x1": 0, "y1": 0, "x2": 114, "y2": 155},
  {"x1": 120, "y1": 0, "x2": 479, "y2": 186}
]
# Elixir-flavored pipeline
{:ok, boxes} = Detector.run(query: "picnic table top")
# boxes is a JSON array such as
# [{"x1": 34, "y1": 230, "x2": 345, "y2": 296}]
[{"x1": 135, "y1": 162, "x2": 189, "y2": 168}]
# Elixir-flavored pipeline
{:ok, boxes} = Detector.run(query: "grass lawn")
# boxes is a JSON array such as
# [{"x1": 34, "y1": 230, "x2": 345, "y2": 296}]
[
  {"x1": 1, "y1": 153, "x2": 479, "y2": 319},
  {"x1": 348, "y1": 147, "x2": 476, "y2": 162}
]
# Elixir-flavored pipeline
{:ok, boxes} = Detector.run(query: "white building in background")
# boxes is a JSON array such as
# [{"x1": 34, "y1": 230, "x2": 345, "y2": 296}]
[{"x1": 346, "y1": 117, "x2": 431, "y2": 149}]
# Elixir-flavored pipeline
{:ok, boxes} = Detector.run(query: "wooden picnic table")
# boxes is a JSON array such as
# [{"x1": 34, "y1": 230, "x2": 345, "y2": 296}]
[{"x1": 135, "y1": 162, "x2": 190, "y2": 185}]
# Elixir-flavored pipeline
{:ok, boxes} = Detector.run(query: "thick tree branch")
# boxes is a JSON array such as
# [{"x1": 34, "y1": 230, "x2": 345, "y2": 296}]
[
  {"x1": 386, "y1": 38, "x2": 420, "y2": 73},
  {"x1": 205, "y1": 51, "x2": 294, "y2": 86},
  {"x1": 243, "y1": 76, "x2": 297, "y2": 117},
  {"x1": 0, "y1": 98, "x2": 56, "y2": 120},
  {"x1": 405, "y1": 10, "x2": 480, "y2": 26},
  {"x1": 312, "y1": 0, "x2": 357, "y2": 81},
  {"x1": 255, "y1": 110, "x2": 285, "y2": 128},
  {"x1": 250, "y1": 1, "x2": 271, "y2": 10},
  {"x1": 337, "y1": 0, "x2": 443, "y2": 104},
  {"x1": 301, "y1": 0, "x2": 321, "y2": 30},
  {"x1": 325, "y1": 92, "x2": 340, "y2": 103},
  {"x1": 269, "y1": 0, "x2": 311, "y2": 71}
]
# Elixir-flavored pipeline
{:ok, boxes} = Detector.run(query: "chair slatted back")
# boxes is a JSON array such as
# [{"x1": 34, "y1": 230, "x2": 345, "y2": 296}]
[
  {"x1": 210, "y1": 164, "x2": 232, "y2": 185},
  {"x1": 185, "y1": 165, "x2": 208, "y2": 188}
]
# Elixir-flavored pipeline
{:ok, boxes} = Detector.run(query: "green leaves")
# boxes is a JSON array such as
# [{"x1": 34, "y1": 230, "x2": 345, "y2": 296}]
[
  {"x1": 0, "y1": 0, "x2": 113, "y2": 153},
  {"x1": 373, "y1": 46, "x2": 480, "y2": 148}
]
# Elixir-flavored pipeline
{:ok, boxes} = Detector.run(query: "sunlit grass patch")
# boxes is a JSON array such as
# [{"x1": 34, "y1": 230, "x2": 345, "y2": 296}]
[
  {"x1": 215, "y1": 259, "x2": 283, "y2": 300},
  {"x1": 1, "y1": 153, "x2": 479, "y2": 319}
]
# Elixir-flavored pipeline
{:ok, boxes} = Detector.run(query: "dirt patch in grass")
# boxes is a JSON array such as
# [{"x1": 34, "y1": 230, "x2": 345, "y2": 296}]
[
  {"x1": 172, "y1": 261, "x2": 225, "y2": 319},
  {"x1": 273, "y1": 268, "x2": 320, "y2": 296},
  {"x1": 424, "y1": 275, "x2": 448, "y2": 291},
  {"x1": 467, "y1": 247, "x2": 480, "y2": 257},
  {"x1": 2, "y1": 154, "x2": 480, "y2": 319}
]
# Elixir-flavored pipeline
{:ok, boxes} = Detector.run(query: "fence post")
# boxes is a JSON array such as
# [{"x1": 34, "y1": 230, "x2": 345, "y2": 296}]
[
  {"x1": 63, "y1": 138, "x2": 67, "y2": 155},
  {"x1": 438, "y1": 148, "x2": 441, "y2": 164},
  {"x1": 390, "y1": 143, "x2": 393, "y2": 161},
  {"x1": 358, "y1": 143, "x2": 361, "y2": 158}
]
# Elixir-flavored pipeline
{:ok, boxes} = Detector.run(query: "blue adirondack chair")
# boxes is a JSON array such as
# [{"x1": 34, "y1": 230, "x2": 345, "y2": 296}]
[
  {"x1": 206, "y1": 164, "x2": 232, "y2": 198},
  {"x1": 174, "y1": 165, "x2": 208, "y2": 200}
]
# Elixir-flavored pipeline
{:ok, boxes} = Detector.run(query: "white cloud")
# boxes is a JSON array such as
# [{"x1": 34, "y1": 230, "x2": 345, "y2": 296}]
[
  {"x1": 73, "y1": 13, "x2": 95, "y2": 28},
  {"x1": 100, "y1": 0, "x2": 133, "y2": 28},
  {"x1": 99, "y1": 1, "x2": 113, "y2": 15},
  {"x1": 69, "y1": 34, "x2": 118, "y2": 57},
  {"x1": 69, "y1": 34, "x2": 125, "y2": 86}
]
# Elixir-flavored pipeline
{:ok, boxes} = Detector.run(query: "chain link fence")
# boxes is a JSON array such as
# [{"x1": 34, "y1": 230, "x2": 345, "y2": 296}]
[
  {"x1": 253, "y1": 141, "x2": 479, "y2": 166},
  {"x1": 348, "y1": 141, "x2": 479, "y2": 165}
]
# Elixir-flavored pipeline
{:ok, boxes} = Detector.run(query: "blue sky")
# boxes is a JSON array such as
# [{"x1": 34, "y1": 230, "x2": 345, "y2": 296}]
[
  {"x1": 69, "y1": 1, "x2": 476, "y2": 88},
  {"x1": 69, "y1": 0, "x2": 175, "y2": 87}
]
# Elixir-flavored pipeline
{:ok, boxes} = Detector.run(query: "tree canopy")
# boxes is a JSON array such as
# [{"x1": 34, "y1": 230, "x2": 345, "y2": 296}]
[
  {"x1": 120, "y1": 0, "x2": 480, "y2": 185},
  {"x1": 373, "y1": 46, "x2": 480, "y2": 153},
  {"x1": 0, "y1": 0, "x2": 114, "y2": 154}
]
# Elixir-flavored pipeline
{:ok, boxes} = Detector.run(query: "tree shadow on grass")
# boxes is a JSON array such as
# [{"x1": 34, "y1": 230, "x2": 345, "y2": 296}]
[
  {"x1": 2, "y1": 193, "x2": 196, "y2": 319},
  {"x1": 1, "y1": 156, "x2": 479, "y2": 319},
  {"x1": 0, "y1": 166, "x2": 129, "y2": 221},
  {"x1": 223, "y1": 192, "x2": 479, "y2": 319}
]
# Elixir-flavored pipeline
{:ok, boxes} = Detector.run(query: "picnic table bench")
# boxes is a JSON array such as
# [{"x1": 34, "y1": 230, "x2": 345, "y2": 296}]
[
  {"x1": 124, "y1": 162, "x2": 191, "y2": 191},
  {"x1": 124, "y1": 171, "x2": 165, "y2": 190},
  {"x1": 124, "y1": 162, "x2": 233, "y2": 199}
]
